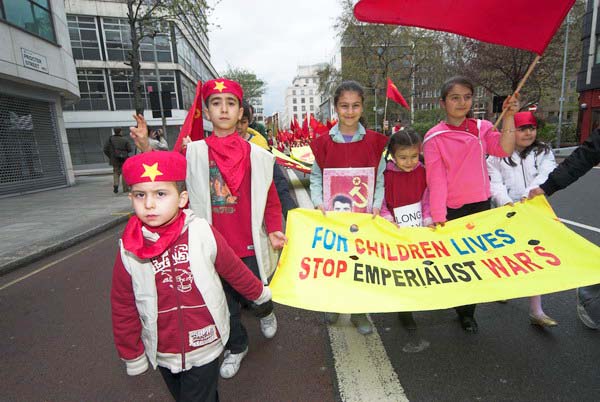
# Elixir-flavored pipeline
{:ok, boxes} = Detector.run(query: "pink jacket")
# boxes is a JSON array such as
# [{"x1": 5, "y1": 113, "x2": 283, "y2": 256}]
[{"x1": 423, "y1": 119, "x2": 509, "y2": 223}]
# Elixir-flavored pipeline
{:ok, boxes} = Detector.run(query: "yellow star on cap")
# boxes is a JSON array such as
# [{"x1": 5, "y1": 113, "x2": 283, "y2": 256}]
[
  {"x1": 213, "y1": 81, "x2": 227, "y2": 92},
  {"x1": 141, "y1": 162, "x2": 163, "y2": 182}
]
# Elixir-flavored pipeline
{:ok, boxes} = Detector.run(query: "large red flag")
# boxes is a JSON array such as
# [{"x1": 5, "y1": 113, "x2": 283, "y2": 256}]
[
  {"x1": 386, "y1": 78, "x2": 409, "y2": 109},
  {"x1": 174, "y1": 81, "x2": 204, "y2": 154},
  {"x1": 354, "y1": 0, "x2": 574, "y2": 55}
]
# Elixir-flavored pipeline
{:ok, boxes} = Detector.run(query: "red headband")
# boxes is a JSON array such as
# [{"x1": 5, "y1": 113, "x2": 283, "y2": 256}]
[
  {"x1": 123, "y1": 151, "x2": 187, "y2": 186},
  {"x1": 202, "y1": 78, "x2": 243, "y2": 104},
  {"x1": 514, "y1": 111, "x2": 537, "y2": 128}
]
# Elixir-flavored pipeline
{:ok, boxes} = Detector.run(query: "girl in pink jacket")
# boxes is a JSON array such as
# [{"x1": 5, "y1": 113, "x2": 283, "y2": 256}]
[{"x1": 422, "y1": 76, "x2": 519, "y2": 333}]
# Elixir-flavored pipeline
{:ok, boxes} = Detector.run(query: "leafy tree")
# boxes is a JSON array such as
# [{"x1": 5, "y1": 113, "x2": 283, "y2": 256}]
[
  {"x1": 223, "y1": 67, "x2": 267, "y2": 102},
  {"x1": 335, "y1": 0, "x2": 449, "y2": 130},
  {"x1": 124, "y1": 0, "x2": 211, "y2": 114}
]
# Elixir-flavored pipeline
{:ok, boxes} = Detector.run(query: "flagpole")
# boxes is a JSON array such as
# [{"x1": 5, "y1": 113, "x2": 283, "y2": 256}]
[
  {"x1": 492, "y1": 54, "x2": 541, "y2": 130},
  {"x1": 384, "y1": 97, "x2": 389, "y2": 132}
]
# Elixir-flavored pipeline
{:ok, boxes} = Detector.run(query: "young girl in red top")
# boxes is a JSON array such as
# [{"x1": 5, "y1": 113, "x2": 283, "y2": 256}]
[
  {"x1": 309, "y1": 80, "x2": 389, "y2": 335},
  {"x1": 423, "y1": 76, "x2": 519, "y2": 333},
  {"x1": 380, "y1": 129, "x2": 432, "y2": 330}
]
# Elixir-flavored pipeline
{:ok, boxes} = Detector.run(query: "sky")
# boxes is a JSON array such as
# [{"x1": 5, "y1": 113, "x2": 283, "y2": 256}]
[{"x1": 207, "y1": 0, "x2": 343, "y2": 116}]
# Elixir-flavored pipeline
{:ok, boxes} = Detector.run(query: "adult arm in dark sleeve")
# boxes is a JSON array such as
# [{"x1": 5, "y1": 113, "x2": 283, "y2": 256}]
[
  {"x1": 540, "y1": 129, "x2": 600, "y2": 196},
  {"x1": 273, "y1": 164, "x2": 297, "y2": 219}
]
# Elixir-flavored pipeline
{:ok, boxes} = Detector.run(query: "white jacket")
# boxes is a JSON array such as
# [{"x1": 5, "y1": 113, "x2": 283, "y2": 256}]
[
  {"x1": 185, "y1": 140, "x2": 278, "y2": 283},
  {"x1": 118, "y1": 211, "x2": 229, "y2": 374},
  {"x1": 487, "y1": 148, "x2": 556, "y2": 206}
]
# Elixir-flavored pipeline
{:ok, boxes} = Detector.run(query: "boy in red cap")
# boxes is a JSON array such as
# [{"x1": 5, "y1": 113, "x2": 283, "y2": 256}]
[
  {"x1": 111, "y1": 151, "x2": 274, "y2": 401},
  {"x1": 130, "y1": 78, "x2": 285, "y2": 379}
]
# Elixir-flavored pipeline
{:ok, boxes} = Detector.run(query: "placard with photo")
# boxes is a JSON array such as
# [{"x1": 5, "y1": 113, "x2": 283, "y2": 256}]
[{"x1": 323, "y1": 167, "x2": 375, "y2": 213}]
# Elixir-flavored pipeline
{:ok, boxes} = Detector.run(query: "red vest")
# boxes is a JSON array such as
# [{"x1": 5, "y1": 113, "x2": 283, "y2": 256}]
[
  {"x1": 383, "y1": 164, "x2": 427, "y2": 210},
  {"x1": 310, "y1": 130, "x2": 389, "y2": 172}
]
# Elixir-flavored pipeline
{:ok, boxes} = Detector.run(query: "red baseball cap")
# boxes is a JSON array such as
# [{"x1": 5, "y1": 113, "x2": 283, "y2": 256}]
[
  {"x1": 123, "y1": 151, "x2": 187, "y2": 186},
  {"x1": 202, "y1": 78, "x2": 243, "y2": 104},
  {"x1": 514, "y1": 111, "x2": 537, "y2": 128}
]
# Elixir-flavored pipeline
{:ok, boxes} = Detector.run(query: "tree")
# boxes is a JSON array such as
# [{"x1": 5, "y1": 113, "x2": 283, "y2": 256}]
[
  {"x1": 316, "y1": 63, "x2": 341, "y2": 100},
  {"x1": 445, "y1": 0, "x2": 584, "y2": 109},
  {"x1": 335, "y1": 0, "x2": 449, "y2": 130},
  {"x1": 222, "y1": 67, "x2": 267, "y2": 102},
  {"x1": 124, "y1": 0, "x2": 211, "y2": 114}
]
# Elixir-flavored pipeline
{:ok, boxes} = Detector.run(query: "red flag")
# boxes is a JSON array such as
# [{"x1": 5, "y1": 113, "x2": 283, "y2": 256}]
[
  {"x1": 386, "y1": 78, "x2": 409, "y2": 109},
  {"x1": 301, "y1": 116, "x2": 309, "y2": 137},
  {"x1": 354, "y1": 0, "x2": 574, "y2": 55},
  {"x1": 174, "y1": 81, "x2": 204, "y2": 153}
]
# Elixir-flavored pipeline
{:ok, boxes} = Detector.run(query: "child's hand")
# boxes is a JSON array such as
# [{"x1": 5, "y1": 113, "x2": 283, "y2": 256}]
[
  {"x1": 372, "y1": 207, "x2": 380, "y2": 219},
  {"x1": 504, "y1": 201, "x2": 514, "y2": 207},
  {"x1": 130, "y1": 114, "x2": 151, "y2": 152},
  {"x1": 528, "y1": 187, "x2": 545, "y2": 199},
  {"x1": 502, "y1": 93, "x2": 520, "y2": 117},
  {"x1": 268, "y1": 231, "x2": 287, "y2": 249},
  {"x1": 181, "y1": 135, "x2": 192, "y2": 149}
]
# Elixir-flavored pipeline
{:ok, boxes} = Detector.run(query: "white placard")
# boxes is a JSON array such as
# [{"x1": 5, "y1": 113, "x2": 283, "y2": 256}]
[
  {"x1": 393, "y1": 201, "x2": 422, "y2": 227},
  {"x1": 21, "y1": 48, "x2": 48, "y2": 74}
]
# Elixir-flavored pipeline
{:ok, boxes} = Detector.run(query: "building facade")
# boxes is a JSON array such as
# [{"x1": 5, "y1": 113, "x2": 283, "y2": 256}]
[
  {"x1": 0, "y1": 0, "x2": 79, "y2": 197},
  {"x1": 577, "y1": 0, "x2": 600, "y2": 143},
  {"x1": 283, "y1": 64, "x2": 326, "y2": 128},
  {"x1": 63, "y1": 0, "x2": 218, "y2": 168}
]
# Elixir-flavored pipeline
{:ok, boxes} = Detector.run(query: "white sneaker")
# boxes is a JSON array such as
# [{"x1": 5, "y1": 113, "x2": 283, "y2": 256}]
[
  {"x1": 220, "y1": 348, "x2": 248, "y2": 379},
  {"x1": 260, "y1": 312, "x2": 278, "y2": 338}
]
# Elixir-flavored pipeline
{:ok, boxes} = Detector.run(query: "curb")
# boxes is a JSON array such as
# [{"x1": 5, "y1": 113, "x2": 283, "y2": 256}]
[{"x1": 0, "y1": 213, "x2": 131, "y2": 276}]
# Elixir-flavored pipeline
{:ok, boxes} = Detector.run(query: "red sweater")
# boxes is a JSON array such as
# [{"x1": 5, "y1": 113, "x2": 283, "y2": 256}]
[
  {"x1": 111, "y1": 226, "x2": 263, "y2": 363},
  {"x1": 310, "y1": 130, "x2": 388, "y2": 171}
]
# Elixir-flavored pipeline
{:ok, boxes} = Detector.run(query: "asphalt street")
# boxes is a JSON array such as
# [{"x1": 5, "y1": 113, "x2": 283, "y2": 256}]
[{"x1": 0, "y1": 167, "x2": 598, "y2": 401}]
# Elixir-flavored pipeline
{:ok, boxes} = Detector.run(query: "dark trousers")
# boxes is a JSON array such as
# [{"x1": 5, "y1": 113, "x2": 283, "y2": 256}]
[
  {"x1": 159, "y1": 359, "x2": 219, "y2": 402},
  {"x1": 222, "y1": 255, "x2": 261, "y2": 353},
  {"x1": 446, "y1": 199, "x2": 491, "y2": 319}
]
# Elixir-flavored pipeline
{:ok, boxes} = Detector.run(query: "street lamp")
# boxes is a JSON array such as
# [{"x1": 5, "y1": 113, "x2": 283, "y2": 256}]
[{"x1": 374, "y1": 46, "x2": 384, "y2": 130}]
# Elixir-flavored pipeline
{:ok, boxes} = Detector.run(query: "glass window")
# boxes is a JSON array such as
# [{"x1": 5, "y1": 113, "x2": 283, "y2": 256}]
[
  {"x1": 309, "y1": 97, "x2": 313, "y2": 103},
  {"x1": 67, "y1": 15, "x2": 101, "y2": 60},
  {"x1": 292, "y1": 90, "x2": 296, "y2": 95},
  {"x1": 293, "y1": 106, "x2": 297, "y2": 112},
  {"x1": 301, "y1": 89, "x2": 305, "y2": 95},
  {"x1": 102, "y1": 17, "x2": 131, "y2": 61},
  {"x1": 3, "y1": 0, "x2": 56, "y2": 42},
  {"x1": 69, "y1": 69, "x2": 109, "y2": 111},
  {"x1": 110, "y1": 69, "x2": 177, "y2": 111},
  {"x1": 301, "y1": 98, "x2": 305, "y2": 104},
  {"x1": 301, "y1": 105, "x2": 306, "y2": 111},
  {"x1": 292, "y1": 98, "x2": 297, "y2": 104}
]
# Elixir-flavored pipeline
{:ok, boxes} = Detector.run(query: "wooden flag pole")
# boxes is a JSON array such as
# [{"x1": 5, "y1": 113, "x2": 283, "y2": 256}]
[{"x1": 492, "y1": 54, "x2": 542, "y2": 130}]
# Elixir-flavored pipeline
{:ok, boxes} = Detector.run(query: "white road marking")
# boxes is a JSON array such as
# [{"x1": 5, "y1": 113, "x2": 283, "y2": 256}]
[
  {"x1": 286, "y1": 168, "x2": 408, "y2": 402},
  {"x1": 0, "y1": 233, "x2": 115, "y2": 291},
  {"x1": 559, "y1": 218, "x2": 600, "y2": 234}
]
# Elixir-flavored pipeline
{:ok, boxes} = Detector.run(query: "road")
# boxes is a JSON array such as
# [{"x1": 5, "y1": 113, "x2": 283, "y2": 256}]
[{"x1": 1, "y1": 168, "x2": 598, "y2": 401}]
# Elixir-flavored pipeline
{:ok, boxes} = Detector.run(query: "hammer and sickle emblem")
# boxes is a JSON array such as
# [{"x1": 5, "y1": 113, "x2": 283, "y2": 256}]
[
  {"x1": 348, "y1": 176, "x2": 369, "y2": 208},
  {"x1": 194, "y1": 108, "x2": 202, "y2": 119}
]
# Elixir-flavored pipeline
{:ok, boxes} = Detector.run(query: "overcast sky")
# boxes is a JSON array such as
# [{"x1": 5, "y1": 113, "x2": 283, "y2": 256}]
[{"x1": 208, "y1": 0, "x2": 343, "y2": 116}]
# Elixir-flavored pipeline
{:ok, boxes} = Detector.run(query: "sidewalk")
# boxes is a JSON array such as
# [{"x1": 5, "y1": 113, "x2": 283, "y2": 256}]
[{"x1": 0, "y1": 175, "x2": 132, "y2": 274}]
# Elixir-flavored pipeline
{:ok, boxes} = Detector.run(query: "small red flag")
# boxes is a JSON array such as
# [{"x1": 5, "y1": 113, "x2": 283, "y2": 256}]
[
  {"x1": 354, "y1": 0, "x2": 574, "y2": 55},
  {"x1": 173, "y1": 81, "x2": 204, "y2": 154},
  {"x1": 386, "y1": 78, "x2": 409, "y2": 109}
]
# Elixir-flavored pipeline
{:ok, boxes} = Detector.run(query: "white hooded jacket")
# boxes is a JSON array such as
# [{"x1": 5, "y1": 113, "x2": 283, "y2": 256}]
[{"x1": 487, "y1": 148, "x2": 556, "y2": 206}]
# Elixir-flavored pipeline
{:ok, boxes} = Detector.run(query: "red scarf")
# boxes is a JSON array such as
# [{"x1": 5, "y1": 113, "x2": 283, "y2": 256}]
[
  {"x1": 205, "y1": 133, "x2": 250, "y2": 196},
  {"x1": 122, "y1": 210, "x2": 185, "y2": 259}
]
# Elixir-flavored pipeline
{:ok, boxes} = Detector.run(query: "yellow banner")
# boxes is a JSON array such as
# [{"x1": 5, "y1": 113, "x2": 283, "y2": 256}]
[
  {"x1": 270, "y1": 197, "x2": 600, "y2": 313},
  {"x1": 290, "y1": 146, "x2": 314, "y2": 165}
]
